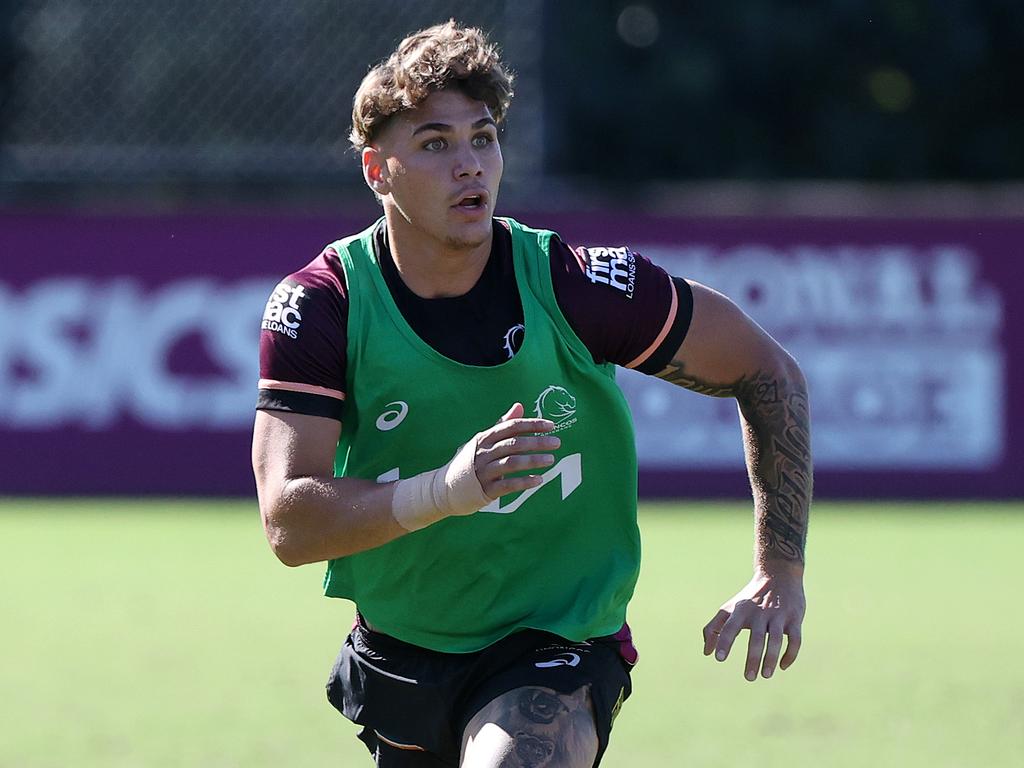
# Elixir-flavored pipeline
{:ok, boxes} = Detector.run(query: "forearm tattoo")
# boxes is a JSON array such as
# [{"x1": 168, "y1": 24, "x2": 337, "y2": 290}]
[{"x1": 658, "y1": 361, "x2": 812, "y2": 564}]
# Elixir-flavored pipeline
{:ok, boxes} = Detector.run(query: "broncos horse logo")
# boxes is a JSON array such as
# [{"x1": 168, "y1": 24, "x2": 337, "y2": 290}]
[{"x1": 533, "y1": 385, "x2": 578, "y2": 428}]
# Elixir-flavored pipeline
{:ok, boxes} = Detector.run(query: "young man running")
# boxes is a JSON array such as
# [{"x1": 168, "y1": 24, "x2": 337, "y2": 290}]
[{"x1": 253, "y1": 20, "x2": 810, "y2": 768}]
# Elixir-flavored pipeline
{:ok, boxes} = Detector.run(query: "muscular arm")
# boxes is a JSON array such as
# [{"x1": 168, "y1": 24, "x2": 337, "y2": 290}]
[
  {"x1": 656, "y1": 280, "x2": 812, "y2": 570},
  {"x1": 656, "y1": 280, "x2": 811, "y2": 680},
  {"x1": 252, "y1": 404, "x2": 559, "y2": 567},
  {"x1": 252, "y1": 410, "x2": 405, "y2": 566}
]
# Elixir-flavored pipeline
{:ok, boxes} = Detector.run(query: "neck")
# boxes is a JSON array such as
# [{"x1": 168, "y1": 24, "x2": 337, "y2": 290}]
[{"x1": 383, "y1": 208, "x2": 492, "y2": 299}]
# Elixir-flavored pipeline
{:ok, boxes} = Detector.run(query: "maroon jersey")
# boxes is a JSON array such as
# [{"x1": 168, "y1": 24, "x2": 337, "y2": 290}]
[{"x1": 258, "y1": 219, "x2": 692, "y2": 421}]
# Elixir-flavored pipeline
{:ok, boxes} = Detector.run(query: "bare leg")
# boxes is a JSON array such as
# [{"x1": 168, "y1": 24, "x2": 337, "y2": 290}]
[{"x1": 460, "y1": 685, "x2": 599, "y2": 768}]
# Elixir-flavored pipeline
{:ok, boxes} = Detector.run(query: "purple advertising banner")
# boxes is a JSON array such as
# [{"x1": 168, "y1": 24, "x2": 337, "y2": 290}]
[{"x1": 2, "y1": 210, "x2": 1022, "y2": 498}]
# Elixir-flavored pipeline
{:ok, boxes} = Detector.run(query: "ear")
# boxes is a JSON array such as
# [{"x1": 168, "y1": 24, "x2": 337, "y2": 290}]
[{"x1": 362, "y1": 146, "x2": 390, "y2": 196}]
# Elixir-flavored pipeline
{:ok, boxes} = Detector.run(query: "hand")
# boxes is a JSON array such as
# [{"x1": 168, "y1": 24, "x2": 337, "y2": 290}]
[
  {"x1": 471, "y1": 402, "x2": 560, "y2": 499},
  {"x1": 391, "y1": 403, "x2": 560, "y2": 531},
  {"x1": 702, "y1": 567, "x2": 805, "y2": 681}
]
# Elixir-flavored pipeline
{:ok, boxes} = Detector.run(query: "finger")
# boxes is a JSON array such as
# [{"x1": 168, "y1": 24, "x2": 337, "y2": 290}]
[
  {"x1": 760, "y1": 619, "x2": 785, "y2": 679},
  {"x1": 478, "y1": 418, "x2": 556, "y2": 449},
  {"x1": 714, "y1": 602, "x2": 752, "y2": 662},
  {"x1": 487, "y1": 474, "x2": 546, "y2": 498},
  {"x1": 479, "y1": 453, "x2": 555, "y2": 483},
  {"x1": 744, "y1": 621, "x2": 768, "y2": 682},
  {"x1": 702, "y1": 610, "x2": 729, "y2": 656},
  {"x1": 496, "y1": 402, "x2": 524, "y2": 423},
  {"x1": 483, "y1": 434, "x2": 561, "y2": 460},
  {"x1": 779, "y1": 626, "x2": 803, "y2": 670}
]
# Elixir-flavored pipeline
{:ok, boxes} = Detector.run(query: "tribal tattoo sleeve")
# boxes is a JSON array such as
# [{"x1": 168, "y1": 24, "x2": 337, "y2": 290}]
[{"x1": 657, "y1": 359, "x2": 812, "y2": 566}]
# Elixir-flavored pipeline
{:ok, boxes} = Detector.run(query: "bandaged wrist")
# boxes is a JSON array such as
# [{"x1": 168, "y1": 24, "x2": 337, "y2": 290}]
[{"x1": 391, "y1": 439, "x2": 492, "y2": 531}]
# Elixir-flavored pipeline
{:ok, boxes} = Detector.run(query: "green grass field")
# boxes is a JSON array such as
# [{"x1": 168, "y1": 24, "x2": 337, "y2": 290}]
[{"x1": 2, "y1": 499, "x2": 1022, "y2": 767}]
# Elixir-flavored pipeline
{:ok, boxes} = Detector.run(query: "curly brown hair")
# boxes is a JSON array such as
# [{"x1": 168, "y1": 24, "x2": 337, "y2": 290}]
[{"x1": 349, "y1": 20, "x2": 515, "y2": 151}]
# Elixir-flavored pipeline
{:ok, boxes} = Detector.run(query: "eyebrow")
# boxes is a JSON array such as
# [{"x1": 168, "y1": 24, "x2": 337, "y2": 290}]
[{"x1": 411, "y1": 117, "x2": 497, "y2": 136}]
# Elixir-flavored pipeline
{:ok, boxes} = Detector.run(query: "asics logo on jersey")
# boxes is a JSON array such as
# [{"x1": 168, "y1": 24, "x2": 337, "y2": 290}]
[
  {"x1": 376, "y1": 401, "x2": 409, "y2": 431},
  {"x1": 581, "y1": 246, "x2": 636, "y2": 299},
  {"x1": 502, "y1": 323, "x2": 525, "y2": 359},
  {"x1": 535, "y1": 653, "x2": 581, "y2": 668},
  {"x1": 262, "y1": 281, "x2": 307, "y2": 339},
  {"x1": 533, "y1": 385, "x2": 577, "y2": 432}
]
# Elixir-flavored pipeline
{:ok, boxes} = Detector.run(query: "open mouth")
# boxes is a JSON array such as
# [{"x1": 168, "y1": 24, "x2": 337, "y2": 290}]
[{"x1": 453, "y1": 192, "x2": 488, "y2": 211}]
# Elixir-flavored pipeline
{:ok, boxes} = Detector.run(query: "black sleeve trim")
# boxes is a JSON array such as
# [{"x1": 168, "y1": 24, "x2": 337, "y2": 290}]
[
  {"x1": 635, "y1": 277, "x2": 694, "y2": 375},
  {"x1": 256, "y1": 389, "x2": 344, "y2": 421}
]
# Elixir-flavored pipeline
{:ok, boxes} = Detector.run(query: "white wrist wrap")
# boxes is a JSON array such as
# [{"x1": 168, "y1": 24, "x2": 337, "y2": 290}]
[{"x1": 391, "y1": 439, "x2": 492, "y2": 532}]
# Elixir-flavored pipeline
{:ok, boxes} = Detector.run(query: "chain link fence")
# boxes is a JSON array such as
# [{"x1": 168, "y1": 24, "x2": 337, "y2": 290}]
[{"x1": 0, "y1": 0, "x2": 545, "y2": 192}]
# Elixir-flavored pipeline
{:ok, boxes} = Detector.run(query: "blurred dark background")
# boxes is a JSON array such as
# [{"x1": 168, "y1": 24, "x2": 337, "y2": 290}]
[
  {"x1": 1, "y1": 0, "x2": 1021, "y2": 208},
  {"x1": 547, "y1": 0, "x2": 1024, "y2": 183}
]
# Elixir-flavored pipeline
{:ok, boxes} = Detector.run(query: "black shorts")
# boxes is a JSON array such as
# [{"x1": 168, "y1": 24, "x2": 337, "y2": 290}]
[{"x1": 326, "y1": 617, "x2": 635, "y2": 767}]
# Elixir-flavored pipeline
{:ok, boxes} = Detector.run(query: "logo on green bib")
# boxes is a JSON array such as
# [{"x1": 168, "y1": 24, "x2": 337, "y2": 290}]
[
  {"x1": 533, "y1": 385, "x2": 577, "y2": 432},
  {"x1": 376, "y1": 401, "x2": 409, "y2": 431}
]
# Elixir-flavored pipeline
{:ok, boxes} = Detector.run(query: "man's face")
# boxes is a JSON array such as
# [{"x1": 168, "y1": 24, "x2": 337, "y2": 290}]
[{"x1": 367, "y1": 89, "x2": 503, "y2": 252}]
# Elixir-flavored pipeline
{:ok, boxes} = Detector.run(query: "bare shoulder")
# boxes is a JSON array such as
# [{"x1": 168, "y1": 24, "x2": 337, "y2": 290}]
[{"x1": 461, "y1": 686, "x2": 598, "y2": 768}]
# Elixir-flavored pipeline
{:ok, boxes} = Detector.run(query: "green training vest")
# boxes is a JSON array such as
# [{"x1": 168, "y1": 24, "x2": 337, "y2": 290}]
[{"x1": 325, "y1": 217, "x2": 640, "y2": 653}]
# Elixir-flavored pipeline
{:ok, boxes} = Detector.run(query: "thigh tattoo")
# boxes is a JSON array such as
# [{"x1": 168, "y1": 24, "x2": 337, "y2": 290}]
[{"x1": 462, "y1": 686, "x2": 599, "y2": 768}]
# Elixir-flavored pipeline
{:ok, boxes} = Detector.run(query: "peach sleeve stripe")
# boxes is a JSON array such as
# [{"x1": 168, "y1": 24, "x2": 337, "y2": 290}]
[
  {"x1": 258, "y1": 379, "x2": 346, "y2": 401},
  {"x1": 625, "y1": 277, "x2": 679, "y2": 369},
  {"x1": 571, "y1": 245, "x2": 588, "y2": 271}
]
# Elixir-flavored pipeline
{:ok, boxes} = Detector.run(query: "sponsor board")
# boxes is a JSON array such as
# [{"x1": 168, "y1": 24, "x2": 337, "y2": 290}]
[
  {"x1": 619, "y1": 242, "x2": 1004, "y2": 469},
  {"x1": 1, "y1": 211, "x2": 1021, "y2": 496},
  {"x1": 0, "y1": 276, "x2": 272, "y2": 428}
]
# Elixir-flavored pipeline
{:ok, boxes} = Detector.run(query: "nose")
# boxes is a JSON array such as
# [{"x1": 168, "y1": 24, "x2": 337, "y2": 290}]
[{"x1": 453, "y1": 145, "x2": 483, "y2": 179}]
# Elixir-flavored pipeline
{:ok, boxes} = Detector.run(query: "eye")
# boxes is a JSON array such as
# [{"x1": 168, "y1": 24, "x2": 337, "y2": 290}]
[
  {"x1": 472, "y1": 133, "x2": 495, "y2": 148},
  {"x1": 423, "y1": 137, "x2": 447, "y2": 152}
]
